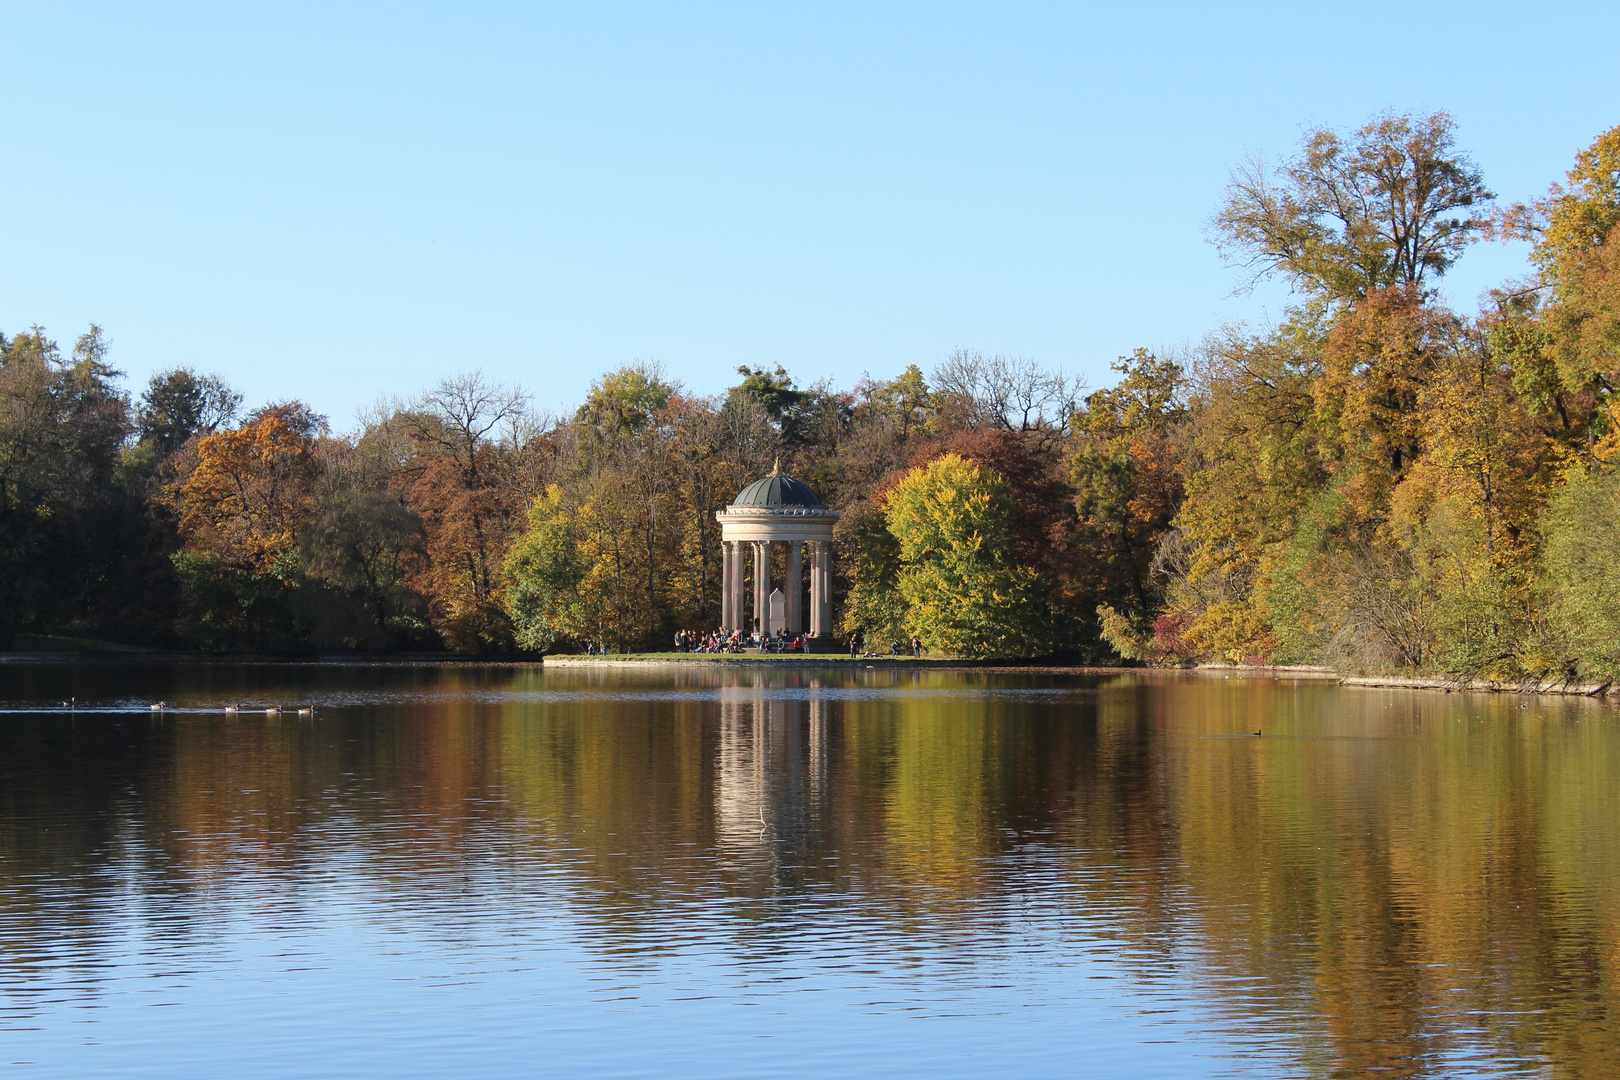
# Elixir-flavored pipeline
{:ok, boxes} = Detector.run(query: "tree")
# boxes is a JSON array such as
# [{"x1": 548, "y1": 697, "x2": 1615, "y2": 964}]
[
  {"x1": 167, "y1": 403, "x2": 322, "y2": 649},
  {"x1": 1503, "y1": 125, "x2": 1620, "y2": 458},
  {"x1": 856, "y1": 364, "x2": 938, "y2": 440},
  {"x1": 396, "y1": 372, "x2": 530, "y2": 651},
  {"x1": 1070, "y1": 349, "x2": 1187, "y2": 633},
  {"x1": 302, "y1": 489, "x2": 429, "y2": 648},
  {"x1": 1215, "y1": 111, "x2": 1493, "y2": 305},
  {"x1": 572, "y1": 366, "x2": 685, "y2": 648},
  {"x1": 931, "y1": 350, "x2": 1079, "y2": 439},
  {"x1": 1316, "y1": 286, "x2": 1465, "y2": 512},
  {"x1": 836, "y1": 499, "x2": 908, "y2": 645},
  {"x1": 1535, "y1": 465, "x2": 1620, "y2": 681},
  {"x1": 504, "y1": 485, "x2": 586, "y2": 652},
  {"x1": 1158, "y1": 318, "x2": 1329, "y2": 662},
  {"x1": 577, "y1": 365, "x2": 671, "y2": 438},
  {"x1": 171, "y1": 403, "x2": 322, "y2": 573},
  {"x1": 665, "y1": 393, "x2": 774, "y2": 625},
  {"x1": 884, "y1": 453, "x2": 1051, "y2": 658},
  {"x1": 138, "y1": 368, "x2": 241, "y2": 455},
  {"x1": 0, "y1": 326, "x2": 131, "y2": 647}
]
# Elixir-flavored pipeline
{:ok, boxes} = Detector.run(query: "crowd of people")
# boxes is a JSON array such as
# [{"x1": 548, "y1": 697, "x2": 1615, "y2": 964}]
[
  {"x1": 673, "y1": 628, "x2": 809, "y2": 654},
  {"x1": 586, "y1": 628, "x2": 930, "y2": 658},
  {"x1": 666, "y1": 629, "x2": 930, "y2": 656}
]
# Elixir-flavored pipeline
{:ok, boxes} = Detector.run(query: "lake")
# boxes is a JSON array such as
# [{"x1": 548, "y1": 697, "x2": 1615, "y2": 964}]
[{"x1": 0, "y1": 662, "x2": 1615, "y2": 1078}]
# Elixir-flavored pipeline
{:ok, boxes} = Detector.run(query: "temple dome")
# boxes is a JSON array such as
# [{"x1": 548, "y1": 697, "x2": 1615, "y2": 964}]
[{"x1": 731, "y1": 473, "x2": 824, "y2": 508}]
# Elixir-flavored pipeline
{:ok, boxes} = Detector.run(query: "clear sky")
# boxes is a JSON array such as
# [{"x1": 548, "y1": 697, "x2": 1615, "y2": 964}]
[{"x1": 2, "y1": 2, "x2": 1616, "y2": 426}]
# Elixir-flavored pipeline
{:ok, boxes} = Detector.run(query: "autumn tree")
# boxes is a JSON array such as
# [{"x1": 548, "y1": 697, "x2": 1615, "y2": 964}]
[
  {"x1": 1527, "y1": 124, "x2": 1620, "y2": 418},
  {"x1": 883, "y1": 453, "x2": 1051, "y2": 658},
  {"x1": 1315, "y1": 286, "x2": 1466, "y2": 512},
  {"x1": 1071, "y1": 348, "x2": 1187, "y2": 650},
  {"x1": 394, "y1": 372, "x2": 529, "y2": 652},
  {"x1": 1215, "y1": 111, "x2": 1493, "y2": 306},
  {"x1": 666, "y1": 391, "x2": 777, "y2": 623},
  {"x1": 1153, "y1": 110, "x2": 1504, "y2": 668},
  {"x1": 1493, "y1": 125, "x2": 1620, "y2": 463},
  {"x1": 1154, "y1": 318, "x2": 1328, "y2": 662},
  {"x1": 549, "y1": 365, "x2": 696, "y2": 650},
  {"x1": 167, "y1": 402, "x2": 322, "y2": 649}
]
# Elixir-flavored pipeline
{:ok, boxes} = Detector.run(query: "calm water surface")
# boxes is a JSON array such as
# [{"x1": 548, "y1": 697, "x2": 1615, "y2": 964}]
[{"x1": 0, "y1": 663, "x2": 1616, "y2": 1078}]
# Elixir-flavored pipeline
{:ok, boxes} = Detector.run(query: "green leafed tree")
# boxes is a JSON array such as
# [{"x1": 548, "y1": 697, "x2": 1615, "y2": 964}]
[
  {"x1": 884, "y1": 453, "x2": 1051, "y2": 658},
  {"x1": 0, "y1": 325, "x2": 132, "y2": 647},
  {"x1": 1533, "y1": 465, "x2": 1620, "y2": 681},
  {"x1": 138, "y1": 367, "x2": 242, "y2": 456},
  {"x1": 302, "y1": 489, "x2": 430, "y2": 648},
  {"x1": 504, "y1": 485, "x2": 587, "y2": 652},
  {"x1": 836, "y1": 500, "x2": 909, "y2": 645},
  {"x1": 726, "y1": 365, "x2": 811, "y2": 448}
]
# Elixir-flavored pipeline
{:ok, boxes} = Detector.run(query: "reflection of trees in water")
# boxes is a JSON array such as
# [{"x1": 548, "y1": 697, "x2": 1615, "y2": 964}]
[{"x1": 1, "y1": 667, "x2": 1618, "y2": 1074}]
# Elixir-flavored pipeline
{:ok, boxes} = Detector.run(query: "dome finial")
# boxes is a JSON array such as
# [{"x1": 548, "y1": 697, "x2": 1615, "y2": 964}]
[{"x1": 771, "y1": 455, "x2": 780, "y2": 477}]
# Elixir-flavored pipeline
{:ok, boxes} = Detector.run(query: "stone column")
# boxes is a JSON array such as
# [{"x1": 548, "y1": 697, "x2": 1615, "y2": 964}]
[
  {"x1": 786, "y1": 540, "x2": 802, "y2": 634},
  {"x1": 815, "y1": 541, "x2": 831, "y2": 638},
  {"x1": 753, "y1": 541, "x2": 770, "y2": 633},
  {"x1": 806, "y1": 541, "x2": 818, "y2": 637},
  {"x1": 720, "y1": 541, "x2": 733, "y2": 630},
  {"x1": 732, "y1": 540, "x2": 741, "y2": 634},
  {"x1": 813, "y1": 540, "x2": 826, "y2": 637}
]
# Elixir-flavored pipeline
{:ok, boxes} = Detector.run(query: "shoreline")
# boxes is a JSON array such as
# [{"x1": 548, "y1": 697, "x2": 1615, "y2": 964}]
[
  {"x1": 0, "y1": 652, "x2": 539, "y2": 667},
  {"x1": 544, "y1": 654, "x2": 1617, "y2": 698},
  {"x1": 547, "y1": 655, "x2": 1619, "y2": 698},
  {"x1": 2, "y1": 649, "x2": 1613, "y2": 700}
]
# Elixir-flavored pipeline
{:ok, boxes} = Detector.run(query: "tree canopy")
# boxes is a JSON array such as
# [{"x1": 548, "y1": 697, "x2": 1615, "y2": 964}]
[
  {"x1": 11, "y1": 113, "x2": 1620, "y2": 679},
  {"x1": 883, "y1": 453, "x2": 1051, "y2": 659},
  {"x1": 1215, "y1": 111, "x2": 1493, "y2": 304}
]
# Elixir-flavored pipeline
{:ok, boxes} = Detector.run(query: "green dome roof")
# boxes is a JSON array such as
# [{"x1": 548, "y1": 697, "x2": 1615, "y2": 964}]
[{"x1": 732, "y1": 474, "x2": 824, "y2": 508}]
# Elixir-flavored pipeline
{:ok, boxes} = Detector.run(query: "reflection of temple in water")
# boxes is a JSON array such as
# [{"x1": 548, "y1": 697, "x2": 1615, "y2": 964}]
[{"x1": 715, "y1": 676, "x2": 831, "y2": 862}]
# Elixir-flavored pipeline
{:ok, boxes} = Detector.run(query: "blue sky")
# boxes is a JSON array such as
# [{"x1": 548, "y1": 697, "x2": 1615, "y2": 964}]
[{"x1": 2, "y1": 2, "x2": 1616, "y2": 426}]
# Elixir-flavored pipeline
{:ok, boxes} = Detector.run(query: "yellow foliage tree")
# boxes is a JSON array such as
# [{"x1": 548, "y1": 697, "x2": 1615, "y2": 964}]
[{"x1": 884, "y1": 453, "x2": 1050, "y2": 659}]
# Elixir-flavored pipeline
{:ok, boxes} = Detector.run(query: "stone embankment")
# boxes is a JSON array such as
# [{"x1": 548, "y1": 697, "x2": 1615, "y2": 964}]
[
  {"x1": 1196, "y1": 663, "x2": 1613, "y2": 698},
  {"x1": 548, "y1": 654, "x2": 1618, "y2": 699}
]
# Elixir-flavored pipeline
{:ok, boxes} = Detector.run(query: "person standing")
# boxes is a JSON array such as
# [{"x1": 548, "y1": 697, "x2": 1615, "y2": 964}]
[{"x1": 911, "y1": 636, "x2": 921, "y2": 659}]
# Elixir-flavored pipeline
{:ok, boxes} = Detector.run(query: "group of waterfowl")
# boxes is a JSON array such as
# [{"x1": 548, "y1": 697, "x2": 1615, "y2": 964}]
[
  {"x1": 57, "y1": 699, "x2": 312, "y2": 715},
  {"x1": 135, "y1": 701, "x2": 315, "y2": 716},
  {"x1": 220, "y1": 703, "x2": 315, "y2": 716}
]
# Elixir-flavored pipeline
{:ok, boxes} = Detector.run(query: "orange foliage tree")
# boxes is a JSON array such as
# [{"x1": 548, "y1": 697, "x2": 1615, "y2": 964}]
[
  {"x1": 391, "y1": 374, "x2": 530, "y2": 652},
  {"x1": 167, "y1": 403, "x2": 321, "y2": 648}
]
